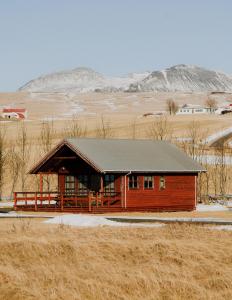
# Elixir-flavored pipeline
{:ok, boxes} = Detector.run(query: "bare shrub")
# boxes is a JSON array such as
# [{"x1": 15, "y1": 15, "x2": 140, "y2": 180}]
[
  {"x1": 8, "y1": 145, "x2": 21, "y2": 199},
  {"x1": 179, "y1": 121, "x2": 209, "y2": 202},
  {"x1": 64, "y1": 115, "x2": 86, "y2": 138},
  {"x1": 166, "y1": 99, "x2": 179, "y2": 115},
  {"x1": 38, "y1": 121, "x2": 56, "y2": 191},
  {"x1": 148, "y1": 116, "x2": 172, "y2": 141},
  {"x1": 17, "y1": 122, "x2": 30, "y2": 192},
  {"x1": 205, "y1": 97, "x2": 217, "y2": 113},
  {"x1": 184, "y1": 120, "x2": 208, "y2": 160},
  {"x1": 216, "y1": 143, "x2": 227, "y2": 196},
  {"x1": 96, "y1": 115, "x2": 113, "y2": 138},
  {"x1": 40, "y1": 121, "x2": 56, "y2": 155}
]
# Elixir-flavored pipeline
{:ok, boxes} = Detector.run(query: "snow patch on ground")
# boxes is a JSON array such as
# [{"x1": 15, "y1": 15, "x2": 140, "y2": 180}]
[
  {"x1": 0, "y1": 212, "x2": 17, "y2": 217},
  {"x1": 205, "y1": 127, "x2": 232, "y2": 144},
  {"x1": 196, "y1": 155, "x2": 232, "y2": 165},
  {"x1": 44, "y1": 214, "x2": 165, "y2": 228},
  {"x1": 0, "y1": 201, "x2": 14, "y2": 207},
  {"x1": 209, "y1": 225, "x2": 232, "y2": 231},
  {"x1": 196, "y1": 204, "x2": 228, "y2": 212},
  {"x1": 0, "y1": 212, "x2": 52, "y2": 218}
]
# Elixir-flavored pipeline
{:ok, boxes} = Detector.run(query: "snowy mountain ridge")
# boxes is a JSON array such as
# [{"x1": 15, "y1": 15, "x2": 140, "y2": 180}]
[
  {"x1": 19, "y1": 67, "x2": 150, "y2": 93},
  {"x1": 19, "y1": 65, "x2": 232, "y2": 93},
  {"x1": 128, "y1": 64, "x2": 232, "y2": 92}
]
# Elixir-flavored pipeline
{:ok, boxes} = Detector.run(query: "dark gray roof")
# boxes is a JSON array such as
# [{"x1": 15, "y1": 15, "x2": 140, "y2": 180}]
[{"x1": 65, "y1": 138, "x2": 205, "y2": 173}]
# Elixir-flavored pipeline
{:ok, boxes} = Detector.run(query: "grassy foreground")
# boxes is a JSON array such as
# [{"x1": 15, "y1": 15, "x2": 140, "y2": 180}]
[{"x1": 0, "y1": 219, "x2": 232, "y2": 300}]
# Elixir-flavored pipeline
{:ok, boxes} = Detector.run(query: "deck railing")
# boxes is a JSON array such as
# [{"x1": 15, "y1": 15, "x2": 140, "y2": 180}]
[{"x1": 14, "y1": 191, "x2": 122, "y2": 212}]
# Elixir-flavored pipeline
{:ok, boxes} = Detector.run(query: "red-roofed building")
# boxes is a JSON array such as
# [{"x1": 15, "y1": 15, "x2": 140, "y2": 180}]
[{"x1": 2, "y1": 108, "x2": 27, "y2": 119}]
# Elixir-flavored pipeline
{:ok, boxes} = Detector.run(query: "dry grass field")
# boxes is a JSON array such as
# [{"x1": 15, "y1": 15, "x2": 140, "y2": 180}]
[
  {"x1": 1, "y1": 90, "x2": 232, "y2": 119},
  {"x1": 1, "y1": 90, "x2": 232, "y2": 140},
  {"x1": 0, "y1": 219, "x2": 232, "y2": 300},
  {"x1": 1, "y1": 91, "x2": 232, "y2": 169}
]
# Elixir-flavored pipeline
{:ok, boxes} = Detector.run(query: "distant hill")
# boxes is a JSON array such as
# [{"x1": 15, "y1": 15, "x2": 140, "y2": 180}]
[
  {"x1": 128, "y1": 65, "x2": 232, "y2": 93},
  {"x1": 19, "y1": 64, "x2": 232, "y2": 93},
  {"x1": 19, "y1": 67, "x2": 149, "y2": 93}
]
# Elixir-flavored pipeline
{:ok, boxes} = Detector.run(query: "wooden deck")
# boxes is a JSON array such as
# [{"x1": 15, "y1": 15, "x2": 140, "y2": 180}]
[{"x1": 14, "y1": 191, "x2": 123, "y2": 213}]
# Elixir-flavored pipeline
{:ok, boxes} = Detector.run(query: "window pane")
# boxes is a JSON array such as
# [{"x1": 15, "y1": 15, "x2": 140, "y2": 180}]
[
  {"x1": 144, "y1": 176, "x2": 153, "y2": 189},
  {"x1": 104, "y1": 174, "x2": 115, "y2": 195},
  {"x1": 129, "y1": 175, "x2": 138, "y2": 189},
  {"x1": 78, "y1": 175, "x2": 88, "y2": 196},
  {"x1": 159, "y1": 176, "x2": 166, "y2": 190},
  {"x1": 65, "y1": 175, "x2": 75, "y2": 194}
]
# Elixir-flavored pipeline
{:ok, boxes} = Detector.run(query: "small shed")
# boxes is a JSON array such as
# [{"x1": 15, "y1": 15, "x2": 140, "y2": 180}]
[{"x1": 2, "y1": 108, "x2": 27, "y2": 119}]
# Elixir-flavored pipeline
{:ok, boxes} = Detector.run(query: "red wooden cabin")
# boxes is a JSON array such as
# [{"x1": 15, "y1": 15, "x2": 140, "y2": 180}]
[{"x1": 14, "y1": 138, "x2": 204, "y2": 213}]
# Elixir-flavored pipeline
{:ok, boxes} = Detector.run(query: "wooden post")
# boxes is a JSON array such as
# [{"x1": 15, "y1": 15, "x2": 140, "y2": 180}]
[
  {"x1": 61, "y1": 193, "x2": 64, "y2": 212},
  {"x1": 124, "y1": 175, "x2": 127, "y2": 209},
  {"x1": 88, "y1": 192, "x2": 91, "y2": 212},
  {"x1": 120, "y1": 176, "x2": 124, "y2": 208},
  {"x1": 75, "y1": 195, "x2": 78, "y2": 208},
  {"x1": 35, "y1": 192, "x2": 38, "y2": 211},
  {"x1": 40, "y1": 173, "x2": 43, "y2": 205},
  {"x1": 100, "y1": 176, "x2": 104, "y2": 207},
  {"x1": 13, "y1": 192, "x2": 17, "y2": 210},
  {"x1": 195, "y1": 175, "x2": 197, "y2": 209}
]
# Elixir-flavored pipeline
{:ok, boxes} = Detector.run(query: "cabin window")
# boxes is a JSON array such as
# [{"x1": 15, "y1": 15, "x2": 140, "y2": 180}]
[
  {"x1": 78, "y1": 175, "x2": 88, "y2": 196},
  {"x1": 65, "y1": 175, "x2": 75, "y2": 195},
  {"x1": 128, "y1": 175, "x2": 138, "y2": 189},
  {"x1": 159, "y1": 176, "x2": 166, "y2": 190},
  {"x1": 144, "y1": 176, "x2": 154, "y2": 189},
  {"x1": 104, "y1": 174, "x2": 115, "y2": 196}
]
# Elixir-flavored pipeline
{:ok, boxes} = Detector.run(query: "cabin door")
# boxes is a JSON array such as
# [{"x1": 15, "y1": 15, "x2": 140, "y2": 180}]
[{"x1": 89, "y1": 175, "x2": 101, "y2": 193}]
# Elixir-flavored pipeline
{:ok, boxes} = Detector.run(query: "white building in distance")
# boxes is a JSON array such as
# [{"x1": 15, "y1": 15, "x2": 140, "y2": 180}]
[{"x1": 177, "y1": 104, "x2": 217, "y2": 115}]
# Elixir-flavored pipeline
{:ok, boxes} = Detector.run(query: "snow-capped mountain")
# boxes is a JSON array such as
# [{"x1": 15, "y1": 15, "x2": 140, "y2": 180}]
[
  {"x1": 128, "y1": 65, "x2": 232, "y2": 92},
  {"x1": 19, "y1": 65, "x2": 232, "y2": 93},
  {"x1": 19, "y1": 67, "x2": 150, "y2": 93}
]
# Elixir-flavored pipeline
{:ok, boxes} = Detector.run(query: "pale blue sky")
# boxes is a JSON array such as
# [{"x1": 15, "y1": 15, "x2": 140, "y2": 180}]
[{"x1": 0, "y1": 0, "x2": 232, "y2": 91}]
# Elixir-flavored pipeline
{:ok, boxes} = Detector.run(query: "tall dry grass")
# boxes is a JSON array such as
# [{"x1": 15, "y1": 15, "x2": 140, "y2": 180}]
[{"x1": 0, "y1": 220, "x2": 231, "y2": 300}]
